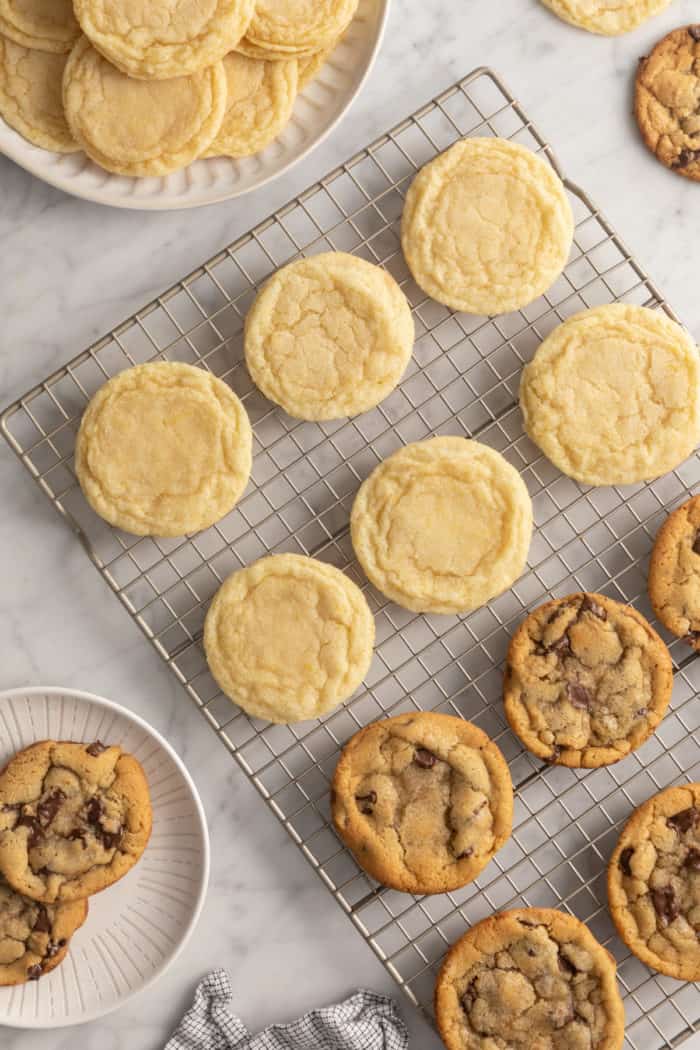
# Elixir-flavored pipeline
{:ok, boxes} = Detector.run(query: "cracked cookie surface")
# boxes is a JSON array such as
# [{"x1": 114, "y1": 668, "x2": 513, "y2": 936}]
[
  {"x1": 244, "y1": 252, "x2": 415, "y2": 421},
  {"x1": 635, "y1": 25, "x2": 700, "y2": 181},
  {"x1": 435, "y1": 907, "x2": 625, "y2": 1050},
  {"x1": 540, "y1": 0, "x2": 671, "y2": 35},
  {"x1": 0, "y1": 0, "x2": 79, "y2": 53},
  {"x1": 204, "y1": 553, "x2": 375, "y2": 724},
  {"x1": 204, "y1": 51, "x2": 298, "y2": 159},
  {"x1": 608, "y1": 783, "x2": 700, "y2": 980},
  {"x1": 246, "y1": 0, "x2": 358, "y2": 55},
  {"x1": 400, "y1": 138, "x2": 573, "y2": 316},
  {"x1": 520, "y1": 303, "x2": 700, "y2": 486},
  {"x1": 331, "y1": 712, "x2": 513, "y2": 894},
  {"x1": 75, "y1": 361, "x2": 252, "y2": 537},
  {"x1": 351, "y1": 436, "x2": 533, "y2": 615},
  {"x1": 0, "y1": 741, "x2": 152, "y2": 904},
  {"x1": 0, "y1": 876, "x2": 87, "y2": 985},
  {"x1": 504, "y1": 592, "x2": 673, "y2": 768},
  {"x1": 0, "y1": 37, "x2": 78, "y2": 153},
  {"x1": 649, "y1": 495, "x2": 700, "y2": 648}
]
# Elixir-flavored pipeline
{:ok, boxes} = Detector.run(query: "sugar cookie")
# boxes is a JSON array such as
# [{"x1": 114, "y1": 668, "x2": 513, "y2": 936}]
[
  {"x1": 246, "y1": 0, "x2": 358, "y2": 55},
  {"x1": 204, "y1": 50, "x2": 297, "y2": 159},
  {"x1": 540, "y1": 0, "x2": 671, "y2": 35},
  {"x1": 0, "y1": 0, "x2": 79, "y2": 54},
  {"x1": 0, "y1": 37, "x2": 78, "y2": 152}
]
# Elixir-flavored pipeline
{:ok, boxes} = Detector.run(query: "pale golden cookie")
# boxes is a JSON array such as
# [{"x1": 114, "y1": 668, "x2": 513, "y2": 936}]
[
  {"x1": 204, "y1": 554, "x2": 375, "y2": 724},
  {"x1": 351, "y1": 437, "x2": 533, "y2": 615},
  {"x1": 75, "y1": 362, "x2": 252, "y2": 537},
  {"x1": 246, "y1": 0, "x2": 358, "y2": 55},
  {"x1": 0, "y1": 37, "x2": 78, "y2": 152},
  {"x1": 0, "y1": 0, "x2": 79, "y2": 53},
  {"x1": 0, "y1": 877, "x2": 87, "y2": 985},
  {"x1": 635, "y1": 25, "x2": 700, "y2": 181},
  {"x1": 649, "y1": 495, "x2": 700, "y2": 648},
  {"x1": 401, "y1": 138, "x2": 574, "y2": 316},
  {"x1": 244, "y1": 252, "x2": 415, "y2": 421},
  {"x1": 72, "y1": 0, "x2": 255, "y2": 80},
  {"x1": 540, "y1": 0, "x2": 671, "y2": 35},
  {"x1": 63, "y1": 38, "x2": 227, "y2": 177},
  {"x1": 204, "y1": 50, "x2": 297, "y2": 159},
  {"x1": 297, "y1": 36, "x2": 342, "y2": 88},
  {"x1": 235, "y1": 35, "x2": 319, "y2": 61},
  {"x1": 520, "y1": 304, "x2": 700, "y2": 487}
]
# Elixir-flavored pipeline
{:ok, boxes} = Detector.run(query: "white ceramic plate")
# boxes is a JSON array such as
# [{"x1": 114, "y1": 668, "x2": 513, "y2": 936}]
[
  {"x1": 0, "y1": 0, "x2": 389, "y2": 210},
  {"x1": 0, "y1": 686, "x2": 210, "y2": 1028}
]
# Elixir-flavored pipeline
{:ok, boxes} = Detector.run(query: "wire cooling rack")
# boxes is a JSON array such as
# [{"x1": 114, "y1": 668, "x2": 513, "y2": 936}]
[{"x1": 3, "y1": 67, "x2": 700, "y2": 1049}]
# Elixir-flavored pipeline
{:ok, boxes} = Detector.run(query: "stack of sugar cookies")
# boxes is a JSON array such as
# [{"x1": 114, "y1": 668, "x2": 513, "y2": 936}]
[{"x1": 0, "y1": 0, "x2": 359, "y2": 176}]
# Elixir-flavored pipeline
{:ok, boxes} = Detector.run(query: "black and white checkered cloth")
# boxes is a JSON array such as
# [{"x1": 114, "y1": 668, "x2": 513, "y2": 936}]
[{"x1": 164, "y1": 970, "x2": 409, "y2": 1050}]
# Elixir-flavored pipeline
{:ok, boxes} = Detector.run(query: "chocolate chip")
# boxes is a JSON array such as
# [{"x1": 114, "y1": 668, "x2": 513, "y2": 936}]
[
  {"x1": 567, "y1": 682, "x2": 591, "y2": 709},
  {"x1": 32, "y1": 907, "x2": 51, "y2": 934},
  {"x1": 548, "y1": 633, "x2": 572, "y2": 657},
  {"x1": 456, "y1": 847, "x2": 474, "y2": 860},
  {"x1": 44, "y1": 941, "x2": 63, "y2": 960},
  {"x1": 685, "y1": 847, "x2": 700, "y2": 872},
  {"x1": 67, "y1": 828, "x2": 86, "y2": 846},
  {"x1": 86, "y1": 741, "x2": 107, "y2": 757},
  {"x1": 85, "y1": 797, "x2": 102, "y2": 824},
  {"x1": 652, "y1": 886, "x2": 680, "y2": 927},
  {"x1": 27, "y1": 964, "x2": 43, "y2": 981},
  {"x1": 693, "y1": 531, "x2": 700, "y2": 555},
  {"x1": 100, "y1": 828, "x2": 123, "y2": 851},
  {"x1": 460, "y1": 978, "x2": 477, "y2": 1013},
  {"x1": 356, "y1": 791, "x2": 377, "y2": 805},
  {"x1": 545, "y1": 746, "x2": 562, "y2": 764},
  {"x1": 636, "y1": 708, "x2": 648, "y2": 718},
  {"x1": 683, "y1": 630, "x2": 700, "y2": 646},
  {"x1": 619, "y1": 847, "x2": 635, "y2": 877},
  {"x1": 668, "y1": 807, "x2": 699, "y2": 834},
  {"x1": 677, "y1": 149, "x2": 699, "y2": 168},
  {"x1": 414, "y1": 748, "x2": 437, "y2": 769},
  {"x1": 689, "y1": 25, "x2": 700, "y2": 42},
  {"x1": 16, "y1": 814, "x2": 43, "y2": 850},
  {"x1": 558, "y1": 951, "x2": 577, "y2": 976},
  {"x1": 581, "y1": 596, "x2": 607, "y2": 620},
  {"x1": 36, "y1": 788, "x2": 65, "y2": 827}
]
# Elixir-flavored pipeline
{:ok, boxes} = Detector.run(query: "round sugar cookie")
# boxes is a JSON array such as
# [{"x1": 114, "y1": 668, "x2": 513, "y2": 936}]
[
  {"x1": 540, "y1": 0, "x2": 671, "y2": 35},
  {"x1": 246, "y1": 0, "x2": 358, "y2": 54},
  {"x1": 63, "y1": 38, "x2": 227, "y2": 177},
  {"x1": 0, "y1": 0, "x2": 79, "y2": 53},
  {"x1": 204, "y1": 50, "x2": 297, "y2": 159},
  {"x1": 75, "y1": 362, "x2": 252, "y2": 537},
  {"x1": 72, "y1": 0, "x2": 255, "y2": 80},
  {"x1": 235, "y1": 34, "x2": 320, "y2": 61},
  {"x1": 0, "y1": 877, "x2": 87, "y2": 986},
  {"x1": 350, "y1": 437, "x2": 533, "y2": 615},
  {"x1": 298, "y1": 38, "x2": 339, "y2": 88},
  {"x1": 0, "y1": 37, "x2": 78, "y2": 153},
  {"x1": 520, "y1": 304, "x2": 700, "y2": 487},
  {"x1": 244, "y1": 252, "x2": 415, "y2": 421},
  {"x1": 401, "y1": 138, "x2": 574, "y2": 316},
  {"x1": 203, "y1": 553, "x2": 375, "y2": 724}
]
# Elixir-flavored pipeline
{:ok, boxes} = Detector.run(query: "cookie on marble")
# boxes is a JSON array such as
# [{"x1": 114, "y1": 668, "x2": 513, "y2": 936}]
[
  {"x1": 520, "y1": 304, "x2": 700, "y2": 486},
  {"x1": 540, "y1": 0, "x2": 671, "y2": 35},
  {"x1": 0, "y1": 0, "x2": 79, "y2": 53},
  {"x1": 72, "y1": 0, "x2": 255, "y2": 79},
  {"x1": 0, "y1": 38, "x2": 78, "y2": 153},
  {"x1": 350, "y1": 437, "x2": 533, "y2": 614},
  {"x1": 331, "y1": 711, "x2": 513, "y2": 895},
  {"x1": 635, "y1": 25, "x2": 700, "y2": 182},
  {"x1": 75, "y1": 362, "x2": 252, "y2": 537},
  {"x1": 649, "y1": 495, "x2": 700, "y2": 648},
  {"x1": 63, "y1": 38, "x2": 227, "y2": 177},
  {"x1": 245, "y1": 0, "x2": 358, "y2": 56},
  {"x1": 0, "y1": 740, "x2": 152, "y2": 904},
  {"x1": 244, "y1": 252, "x2": 415, "y2": 420},
  {"x1": 400, "y1": 138, "x2": 574, "y2": 316},
  {"x1": 435, "y1": 907, "x2": 625, "y2": 1050},
  {"x1": 608, "y1": 783, "x2": 700, "y2": 980},
  {"x1": 204, "y1": 553, "x2": 375, "y2": 724},
  {"x1": 0, "y1": 876, "x2": 87, "y2": 985},
  {"x1": 504, "y1": 592, "x2": 673, "y2": 768},
  {"x1": 204, "y1": 50, "x2": 297, "y2": 159}
]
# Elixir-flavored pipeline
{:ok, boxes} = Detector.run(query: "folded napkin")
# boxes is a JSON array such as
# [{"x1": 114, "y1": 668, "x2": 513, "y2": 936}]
[{"x1": 165, "y1": 970, "x2": 409, "y2": 1050}]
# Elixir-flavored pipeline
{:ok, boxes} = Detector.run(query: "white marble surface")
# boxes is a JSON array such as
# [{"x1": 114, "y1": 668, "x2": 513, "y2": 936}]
[{"x1": 2, "y1": 1, "x2": 700, "y2": 1046}]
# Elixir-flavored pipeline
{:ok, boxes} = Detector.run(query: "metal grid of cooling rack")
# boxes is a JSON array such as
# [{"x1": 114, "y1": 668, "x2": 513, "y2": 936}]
[{"x1": 3, "y1": 67, "x2": 700, "y2": 1049}]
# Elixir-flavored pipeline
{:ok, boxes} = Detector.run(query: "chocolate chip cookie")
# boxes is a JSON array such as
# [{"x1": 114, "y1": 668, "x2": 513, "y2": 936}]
[
  {"x1": 331, "y1": 712, "x2": 513, "y2": 895},
  {"x1": 648, "y1": 495, "x2": 700, "y2": 649},
  {"x1": 504, "y1": 593, "x2": 673, "y2": 768},
  {"x1": 635, "y1": 25, "x2": 700, "y2": 181},
  {"x1": 435, "y1": 907, "x2": 625, "y2": 1050},
  {"x1": 0, "y1": 876, "x2": 87, "y2": 986},
  {"x1": 0, "y1": 741, "x2": 152, "y2": 903},
  {"x1": 608, "y1": 783, "x2": 700, "y2": 980}
]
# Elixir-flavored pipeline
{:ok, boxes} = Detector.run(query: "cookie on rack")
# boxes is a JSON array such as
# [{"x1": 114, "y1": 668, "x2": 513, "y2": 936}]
[
  {"x1": 0, "y1": 37, "x2": 78, "y2": 153},
  {"x1": 400, "y1": 137, "x2": 574, "y2": 316},
  {"x1": 503, "y1": 592, "x2": 673, "y2": 768},
  {"x1": 350, "y1": 436, "x2": 533, "y2": 614},
  {"x1": 608, "y1": 782, "x2": 700, "y2": 980},
  {"x1": 520, "y1": 303, "x2": 700, "y2": 486},
  {"x1": 635, "y1": 25, "x2": 700, "y2": 182},
  {"x1": 0, "y1": 876, "x2": 87, "y2": 985},
  {"x1": 649, "y1": 495, "x2": 700, "y2": 648},
  {"x1": 0, "y1": 740, "x2": 152, "y2": 904},
  {"x1": 244, "y1": 252, "x2": 414, "y2": 420},
  {"x1": 539, "y1": 0, "x2": 671, "y2": 35},
  {"x1": 0, "y1": 0, "x2": 79, "y2": 53},
  {"x1": 204, "y1": 51, "x2": 298, "y2": 159},
  {"x1": 204, "y1": 553, "x2": 375, "y2": 724},
  {"x1": 245, "y1": 0, "x2": 358, "y2": 56},
  {"x1": 75, "y1": 361, "x2": 252, "y2": 537},
  {"x1": 435, "y1": 907, "x2": 625, "y2": 1050},
  {"x1": 72, "y1": 0, "x2": 255, "y2": 79},
  {"x1": 331, "y1": 711, "x2": 513, "y2": 895}
]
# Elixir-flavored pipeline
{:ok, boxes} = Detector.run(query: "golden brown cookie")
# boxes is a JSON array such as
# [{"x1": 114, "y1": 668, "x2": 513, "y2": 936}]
[
  {"x1": 331, "y1": 712, "x2": 513, "y2": 895},
  {"x1": 636, "y1": 25, "x2": 700, "y2": 181},
  {"x1": 504, "y1": 593, "x2": 673, "y2": 768},
  {"x1": 0, "y1": 0, "x2": 79, "y2": 53},
  {"x1": 0, "y1": 37, "x2": 78, "y2": 153},
  {"x1": 649, "y1": 495, "x2": 700, "y2": 648},
  {"x1": 0, "y1": 877, "x2": 87, "y2": 986},
  {"x1": 540, "y1": 0, "x2": 671, "y2": 35},
  {"x1": 608, "y1": 783, "x2": 700, "y2": 980}
]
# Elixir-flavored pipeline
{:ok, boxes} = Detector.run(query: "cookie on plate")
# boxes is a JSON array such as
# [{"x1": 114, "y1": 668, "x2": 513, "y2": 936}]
[
  {"x1": 649, "y1": 495, "x2": 700, "y2": 648},
  {"x1": 608, "y1": 783, "x2": 700, "y2": 980},
  {"x1": 205, "y1": 51, "x2": 298, "y2": 159},
  {"x1": 63, "y1": 38, "x2": 227, "y2": 178},
  {"x1": 0, "y1": 876, "x2": 87, "y2": 985},
  {"x1": 520, "y1": 304, "x2": 700, "y2": 486},
  {"x1": 331, "y1": 711, "x2": 513, "y2": 895},
  {"x1": 0, "y1": 741, "x2": 152, "y2": 904},
  {"x1": 504, "y1": 592, "x2": 673, "y2": 768},
  {"x1": 540, "y1": 0, "x2": 671, "y2": 35},
  {"x1": 636, "y1": 25, "x2": 700, "y2": 182},
  {"x1": 244, "y1": 252, "x2": 415, "y2": 420},
  {"x1": 75, "y1": 362, "x2": 252, "y2": 537},
  {"x1": 435, "y1": 907, "x2": 625, "y2": 1050},
  {"x1": 298, "y1": 37, "x2": 342, "y2": 89},
  {"x1": 0, "y1": 0, "x2": 79, "y2": 53},
  {"x1": 204, "y1": 553, "x2": 375, "y2": 724},
  {"x1": 350, "y1": 437, "x2": 533, "y2": 614},
  {"x1": 401, "y1": 138, "x2": 574, "y2": 316},
  {"x1": 245, "y1": 0, "x2": 358, "y2": 56},
  {"x1": 0, "y1": 37, "x2": 78, "y2": 153}
]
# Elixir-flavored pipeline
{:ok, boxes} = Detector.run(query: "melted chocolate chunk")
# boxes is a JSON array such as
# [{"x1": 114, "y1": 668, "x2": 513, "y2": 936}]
[
  {"x1": 581, "y1": 596, "x2": 607, "y2": 620},
  {"x1": 67, "y1": 828, "x2": 86, "y2": 846},
  {"x1": 693, "y1": 531, "x2": 700, "y2": 555},
  {"x1": 99, "y1": 828, "x2": 122, "y2": 851},
  {"x1": 16, "y1": 814, "x2": 43, "y2": 850},
  {"x1": 545, "y1": 746, "x2": 562, "y2": 764},
  {"x1": 689, "y1": 25, "x2": 700, "y2": 42},
  {"x1": 652, "y1": 886, "x2": 680, "y2": 927},
  {"x1": 356, "y1": 791, "x2": 377, "y2": 805},
  {"x1": 27, "y1": 964, "x2": 43, "y2": 981},
  {"x1": 683, "y1": 630, "x2": 700, "y2": 646},
  {"x1": 44, "y1": 939, "x2": 66, "y2": 960},
  {"x1": 548, "y1": 633, "x2": 572, "y2": 658},
  {"x1": 414, "y1": 748, "x2": 437, "y2": 769},
  {"x1": 685, "y1": 847, "x2": 700, "y2": 872},
  {"x1": 566, "y1": 682, "x2": 591, "y2": 710},
  {"x1": 85, "y1": 741, "x2": 107, "y2": 757},
  {"x1": 619, "y1": 847, "x2": 635, "y2": 877},
  {"x1": 456, "y1": 847, "x2": 474, "y2": 861},
  {"x1": 85, "y1": 797, "x2": 102, "y2": 825},
  {"x1": 558, "y1": 951, "x2": 577, "y2": 976},
  {"x1": 36, "y1": 789, "x2": 65, "y2": 828},
  {"x1": 32, "y1": 907, "x2": 51, "y2": 934},
  {"x1": 461, "y1": 978, "x2": 477, "y2": 1013},
  {"x1": 636, "y1": 707, "x2": 648, "y2": 718},
  {"x1": 677, "y1": 148, "x2": 699, "y2": 168},
  {"x1": 668, "y1": 807, "x2": 699, "y2": 834}
]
